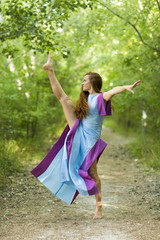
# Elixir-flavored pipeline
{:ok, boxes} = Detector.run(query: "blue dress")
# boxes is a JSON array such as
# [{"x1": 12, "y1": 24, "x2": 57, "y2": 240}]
[{"x1": 31, "y1": 92, "x2": 111, "y2": 205}]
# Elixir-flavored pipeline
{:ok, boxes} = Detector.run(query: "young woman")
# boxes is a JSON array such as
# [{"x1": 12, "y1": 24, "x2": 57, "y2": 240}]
[{"x1": 31, "y1": 52, "x2": 141, "y2": 219}]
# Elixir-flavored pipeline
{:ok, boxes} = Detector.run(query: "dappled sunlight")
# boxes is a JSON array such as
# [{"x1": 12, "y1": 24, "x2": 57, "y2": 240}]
[
  {"x1": 100, "y1": 171, "x2": 131, "y2": 179},
  {"x1": 100, "y1": 174, "x2": 116, "y2": 179},
  {"x1": 30, "y1": 51, "x2": 35, "y2": 70},
  {"x1": 16, "y1": 78, "x2": 22, "y2": 90},
  {"x1": 103, "y1": 203, "x2": 119, "y2": 209},
  {"x1": 138, "y1": 0, "x2": 143, "y2": 10},
  {"x1": 25, "y1": 92, "x2": 30, "y2": 98},
  {"x1": 8, "y1": 56, "x2": 15, "y2": 73}
]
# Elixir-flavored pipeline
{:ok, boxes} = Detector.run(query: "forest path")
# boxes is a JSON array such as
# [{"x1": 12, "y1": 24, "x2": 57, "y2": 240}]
[{"x1": 0, "y1": 127, "x2": 160, "y2": 240}]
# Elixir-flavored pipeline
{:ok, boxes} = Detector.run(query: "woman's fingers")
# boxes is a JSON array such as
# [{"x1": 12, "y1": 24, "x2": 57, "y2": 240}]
[
  {"x1": 132, "y1": 80, "x2": 141, "y2": 88},
  {"x1": 135, "y1": 80, "x2": 141, "y2": 85},
  {"x1": 126, "y1": 80, "x2": 141, "y2": 94},
  {"x1": 129, "y1": 89, "x2": 134, "y2": 94},
  {"x1": 126, "y1": 87, "x2": 134, "y2": 94}
]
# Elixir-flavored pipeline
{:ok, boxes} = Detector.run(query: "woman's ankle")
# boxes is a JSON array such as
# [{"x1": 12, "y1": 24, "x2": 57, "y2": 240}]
[{"x1": 96, "y1": 202, "x2": 102, "y2": 208}]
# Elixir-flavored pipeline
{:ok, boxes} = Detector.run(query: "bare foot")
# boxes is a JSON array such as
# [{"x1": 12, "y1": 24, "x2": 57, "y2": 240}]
[
  {"x1": 93, "y1": 205, "x2": 102, "y2": 220},
  {"x1": 42, "y1": 52, "x2": 54, "y2": 72}
]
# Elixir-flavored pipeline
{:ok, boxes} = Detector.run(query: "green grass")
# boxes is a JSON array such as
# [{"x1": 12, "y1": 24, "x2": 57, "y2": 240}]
[
  {"x1": 103, "y1": 119, "x2": 160, "y2": 171},
  {"x1": 0, "y1": 139, "x2": 22, "y2": 187},
  {"x1": 0, "y1": 124, "x2": 65, "y2": 188},
  {"x1": 103, "y1": 118, "x2": 137, "y2": 136},
  {"x1": 126, "y1": 135, "x2": 160, "y2": 170}
]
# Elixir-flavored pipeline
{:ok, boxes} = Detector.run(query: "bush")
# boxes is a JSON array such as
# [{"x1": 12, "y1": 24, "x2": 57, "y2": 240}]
[
  {"x1": 104, "y1": 118, "x2": 160, "y2": 171},
  {"x1": 126, "y1": 134, "x2": 160, "y2": 170},
  {"x1": 0, "y1": 139, "x2": 22, "y2": 187}
]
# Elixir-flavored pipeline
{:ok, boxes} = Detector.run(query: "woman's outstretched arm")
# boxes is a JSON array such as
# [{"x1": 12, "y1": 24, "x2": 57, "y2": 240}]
[{"x1": 103, "y1": 80, "x2": 141, "y2": 101}]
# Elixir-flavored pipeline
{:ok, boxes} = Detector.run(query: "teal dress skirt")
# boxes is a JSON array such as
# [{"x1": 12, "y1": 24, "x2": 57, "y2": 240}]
[{"x1": 31, "y1": 92, "x2": 112, "y2": 205}]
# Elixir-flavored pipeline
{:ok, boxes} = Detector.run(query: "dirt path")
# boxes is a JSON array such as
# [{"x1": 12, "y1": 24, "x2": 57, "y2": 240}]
[{"x1": 0, "y1": 127, "x2": 160, "y2": 240}]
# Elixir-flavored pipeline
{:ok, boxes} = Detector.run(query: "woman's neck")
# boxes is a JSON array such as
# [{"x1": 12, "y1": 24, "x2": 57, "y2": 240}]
[{"x1": 88, "y1": 89, "x2": 99, "y2": 95}]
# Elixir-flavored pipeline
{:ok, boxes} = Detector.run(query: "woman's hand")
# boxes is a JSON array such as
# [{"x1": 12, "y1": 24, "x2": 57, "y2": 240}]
[{"x1": 125, "y1": 80, "x2": 141, "y2": 94}]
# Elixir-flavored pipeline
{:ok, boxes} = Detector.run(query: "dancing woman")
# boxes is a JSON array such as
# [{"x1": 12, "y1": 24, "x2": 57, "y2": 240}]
[{"x1": 31, "y1": 52, "x2": 141, "y2": 219}]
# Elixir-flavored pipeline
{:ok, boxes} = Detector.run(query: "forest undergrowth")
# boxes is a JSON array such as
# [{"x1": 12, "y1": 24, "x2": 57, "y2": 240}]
[{"x1": 104, "y1": 119, "x2": 160, "y2": 171}]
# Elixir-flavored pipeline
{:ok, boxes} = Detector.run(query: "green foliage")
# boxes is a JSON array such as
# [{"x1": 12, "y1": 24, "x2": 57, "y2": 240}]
[
  {"x1": 126, "y1": 135, "x2": 160, "y2": 170},
  {"x1": 0, "y1": 47, "x2": 68, "y2": 140},
  {"x1": 0, "y1": 0, "x2": 96, "y2": 53},
  {"x1": 104, "y1": 119, "x2": 160, "y2": 170},
  {"x1": 0, "y1": 138, "x2": 22, "y2": 186}
]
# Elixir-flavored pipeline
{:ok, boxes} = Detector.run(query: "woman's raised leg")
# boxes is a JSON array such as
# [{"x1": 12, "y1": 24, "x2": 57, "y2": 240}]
[
  {"x1": 88, "y1": 159, "x2": 102, "y2": 219},
  {"x1": 43, "y1": 52, "x2": 77, "y2": 129}
]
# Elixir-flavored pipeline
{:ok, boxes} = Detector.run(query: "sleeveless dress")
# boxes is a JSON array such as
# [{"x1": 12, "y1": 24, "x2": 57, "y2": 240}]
[{"x1": 31, "y1": 92, "x2": 112, "y2": 205}]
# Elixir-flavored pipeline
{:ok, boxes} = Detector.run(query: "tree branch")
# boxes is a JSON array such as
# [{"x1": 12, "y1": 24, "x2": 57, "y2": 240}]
[
  {"x1": 156, "y1": 0, "x2": 160, "y2": 14},
  {"x1": 102, "y1": 4, "x2": 160, "y2": 53}
]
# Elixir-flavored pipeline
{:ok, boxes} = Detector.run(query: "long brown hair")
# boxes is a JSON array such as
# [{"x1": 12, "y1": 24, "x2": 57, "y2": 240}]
[{"x1": 74, "y1": 72, "x2": 102, "y2": 120}]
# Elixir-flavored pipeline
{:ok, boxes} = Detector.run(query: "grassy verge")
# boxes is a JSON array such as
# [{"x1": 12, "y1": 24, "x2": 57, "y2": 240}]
[
  {"x1": 126, "y1": 135, "x2": 160, "y2": 170},
  {"x1": 103, "y1": 119, "x2": 160, "y2": 171},
  {"x1": 0, "y1": 124, "x2": 65, "y2": 189},
  {"x1": 0, "y1": 138, "x2": 22, "y2": 188}
]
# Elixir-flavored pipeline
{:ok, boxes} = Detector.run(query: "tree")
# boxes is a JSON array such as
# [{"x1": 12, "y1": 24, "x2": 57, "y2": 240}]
[{"x1": 0, "y1": 0, "x2": 96, "y2": 54}]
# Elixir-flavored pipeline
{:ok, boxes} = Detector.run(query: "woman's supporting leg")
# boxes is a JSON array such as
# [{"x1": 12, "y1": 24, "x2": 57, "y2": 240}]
[
  {"x1": 88, "y1": 159, "x2": 102, "y2": 219},
  {"x1": 43, "y1": 52, "x2": 77, "y2": 129}
]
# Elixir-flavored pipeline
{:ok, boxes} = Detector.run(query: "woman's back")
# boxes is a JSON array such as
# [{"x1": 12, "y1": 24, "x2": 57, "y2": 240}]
[{"x1": 81, "y1": 94, "x2": 104, "y2": 139}]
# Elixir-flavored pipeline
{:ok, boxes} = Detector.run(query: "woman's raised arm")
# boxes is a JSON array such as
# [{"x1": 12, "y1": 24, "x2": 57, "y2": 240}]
[{"x1": 103, "y1": 80, "x2": 141, "y2": 101}]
